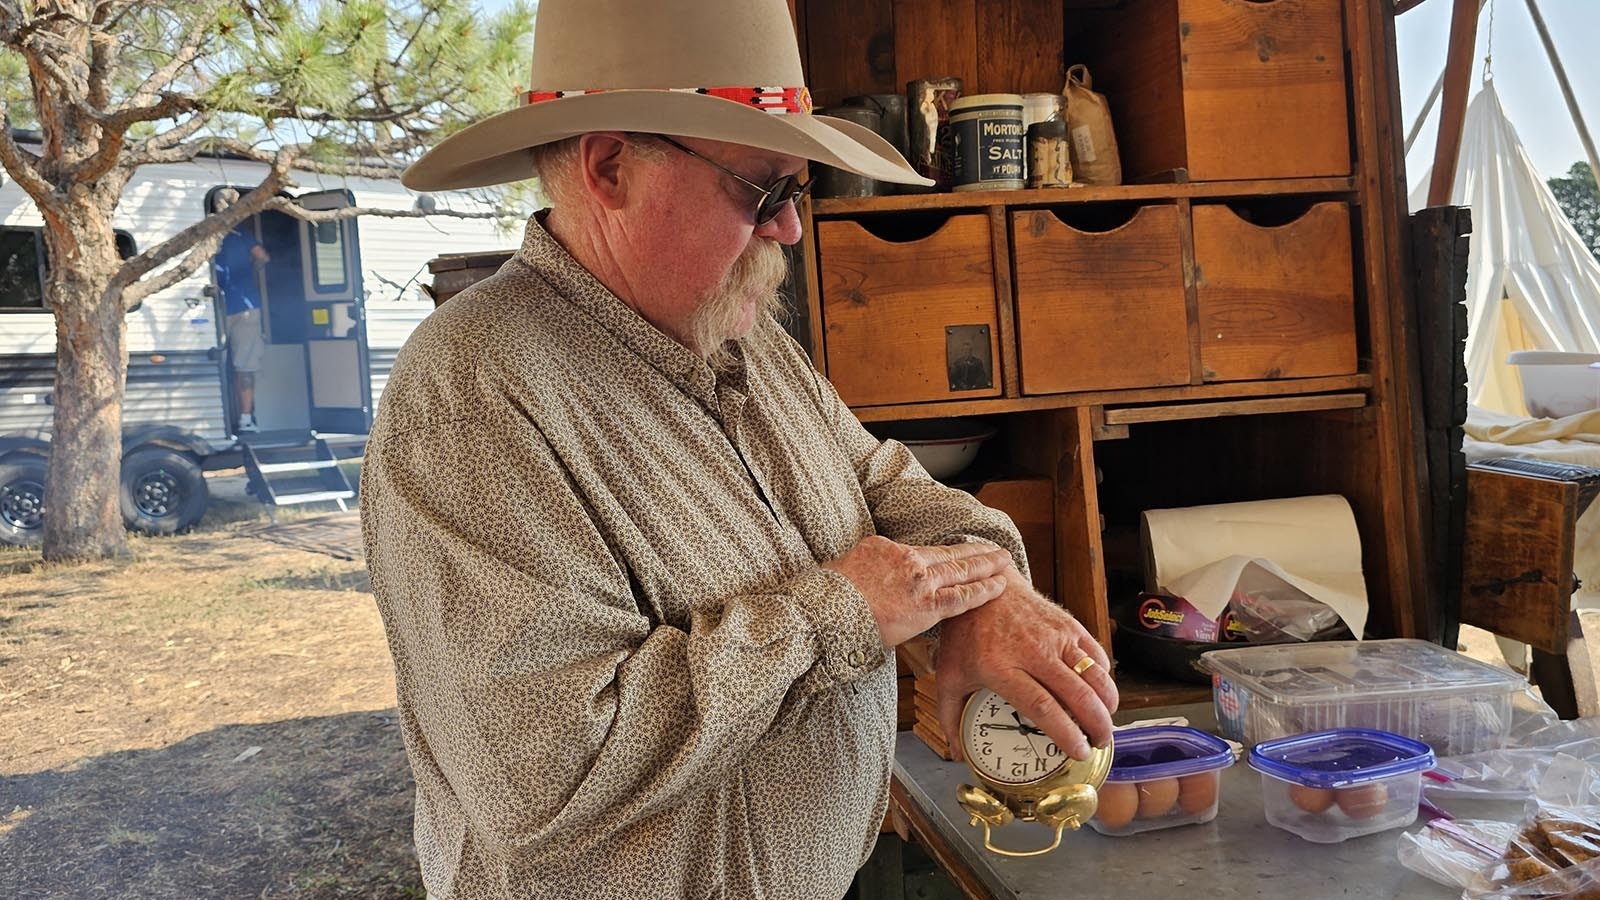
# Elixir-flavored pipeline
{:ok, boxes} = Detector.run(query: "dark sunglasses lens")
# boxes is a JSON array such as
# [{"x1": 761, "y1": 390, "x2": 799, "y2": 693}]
[{"x1": 755, "y1": 175, "x2": 802, "y2": 225}]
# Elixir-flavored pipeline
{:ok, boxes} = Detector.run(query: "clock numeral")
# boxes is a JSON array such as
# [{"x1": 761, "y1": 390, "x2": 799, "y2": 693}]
[
  {"x1": 1010, "y1": 761, "x2": 1028, "y2": 778},
  {"x1": 979, "y1": 724, "x2": 989, "y2": 738},
  {"x1": 981, "y1": 741, "x2": 993, "y2": 757},
  {"x1": 1045, "y1": 742, "x2": 1060, "y2": 757},
  {"x1": 1034, "y1": 757, "x2": 1048, "y2": 772}
]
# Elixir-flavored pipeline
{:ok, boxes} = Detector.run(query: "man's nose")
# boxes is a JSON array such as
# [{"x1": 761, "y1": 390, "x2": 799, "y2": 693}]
[{"x1": 754, "y1": 197, "x2": 804, "y2": 245}]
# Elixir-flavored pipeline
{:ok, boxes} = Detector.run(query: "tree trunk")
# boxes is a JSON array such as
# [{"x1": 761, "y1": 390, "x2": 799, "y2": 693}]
[{"x1": 41, "y1": 201, "x2": 128, "y2": 561}]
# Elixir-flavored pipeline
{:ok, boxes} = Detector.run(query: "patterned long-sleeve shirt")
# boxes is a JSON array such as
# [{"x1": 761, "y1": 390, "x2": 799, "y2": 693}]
[{"x1": 361, "y1": 215, "x2": 1028, "y2": 899}]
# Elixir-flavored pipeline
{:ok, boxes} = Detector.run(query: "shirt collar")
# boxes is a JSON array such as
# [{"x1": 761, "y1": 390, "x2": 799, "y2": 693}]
[{"x1": 515, "y1": 212, "x2": 732, "y2": 404}]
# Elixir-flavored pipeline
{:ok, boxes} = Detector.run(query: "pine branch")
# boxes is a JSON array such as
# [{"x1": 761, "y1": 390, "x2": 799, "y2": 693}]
[
  {"x1": 0, "y1": 105, "x2": 58, "y2": 212},
  {"x1": 122, "y1": 14, "x2": 212, "y2": 113}
]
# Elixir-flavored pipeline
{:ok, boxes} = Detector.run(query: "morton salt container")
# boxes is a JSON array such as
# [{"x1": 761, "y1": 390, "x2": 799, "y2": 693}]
[{"x1": 948, "y1": 93, "x2": 1026, "y2": 192}]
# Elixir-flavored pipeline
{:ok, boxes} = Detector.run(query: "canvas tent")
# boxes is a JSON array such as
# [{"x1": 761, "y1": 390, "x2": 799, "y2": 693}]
[{"x1": 1408, "y1": 82, "x2": 1600, "y2": 414}]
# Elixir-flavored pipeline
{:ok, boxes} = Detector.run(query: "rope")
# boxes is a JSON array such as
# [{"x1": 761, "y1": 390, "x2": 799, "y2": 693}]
[{"x1": 1483, "y1": 0, "x2": 1496, "y2": 83}]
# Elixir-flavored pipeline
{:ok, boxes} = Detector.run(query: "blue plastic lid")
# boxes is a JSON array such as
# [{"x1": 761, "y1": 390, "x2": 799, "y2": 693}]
[
  {"x1": 1106, "y1": 725, "x2": 1235, "y2": 782},
  {"x1": 1247, "y1": 728, "x2": 1436, "y2": 788}
]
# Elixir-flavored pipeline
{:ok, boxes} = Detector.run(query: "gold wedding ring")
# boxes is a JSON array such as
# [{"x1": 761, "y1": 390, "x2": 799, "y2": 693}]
[{"x1": 1072, "y1": 656, "x2": 1097, "y2": 676}]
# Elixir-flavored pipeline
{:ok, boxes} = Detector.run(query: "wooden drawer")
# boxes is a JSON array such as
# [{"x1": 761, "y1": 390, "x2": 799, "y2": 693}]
[
  {"x1": 1011, "y1": 205, "x2": 1190, "y2": 394},
  {"x1": 1079, "y1": 0, "x2": 1351, "y2": 182},
  {"x1": 818, "y1": 214, "x2": 1002, "y2": 407},
  {"x1": 1192, "y1": 201, "x2": 1357, "y2": 382}
]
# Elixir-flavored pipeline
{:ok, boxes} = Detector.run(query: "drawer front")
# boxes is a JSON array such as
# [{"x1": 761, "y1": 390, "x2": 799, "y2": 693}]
[
  {"x1": 818, "y1": 214, "x2": 1002, "y2": 407},
  {"x1": 1179, "y1": 0, "x2": 1351, "y2": 180},
  {"x1": 1193, "y1": 201, "x2": 1357, "y2": 382},
  {"x1": 1012, "y1": 205, "x2": 1190, "y2": 394}
]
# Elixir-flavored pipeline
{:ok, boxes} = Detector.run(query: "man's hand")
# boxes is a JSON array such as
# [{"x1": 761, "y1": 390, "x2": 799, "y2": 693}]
[
  {"x1": 825, "y1": 537, "x2": 1013, "y2": 648},
  {"x1": 935, "y1": 570, "x2": 1119, "y2": 762}
]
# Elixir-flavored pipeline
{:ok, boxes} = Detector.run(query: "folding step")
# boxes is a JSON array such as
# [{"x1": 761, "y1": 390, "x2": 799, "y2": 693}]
[{"x1": 241, "y1": 437, "x2": 357, "y2": 520}]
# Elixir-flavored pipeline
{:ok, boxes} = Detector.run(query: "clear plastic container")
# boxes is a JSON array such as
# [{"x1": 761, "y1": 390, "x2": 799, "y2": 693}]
[
  {"x1": 1088, "y1": 725, "x2": 1235, "y2": 836},
  {"x1": 1201, "y1": 639, "x2": 1526, "y2": 756},
  {"x1": 1249, "y1": 728, "x2": 1435, "y2": 843}
]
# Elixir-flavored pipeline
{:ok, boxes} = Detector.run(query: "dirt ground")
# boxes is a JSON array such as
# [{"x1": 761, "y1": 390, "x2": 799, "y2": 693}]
[{"x1": 0, "y1": 485, "x2": 419, "y2": 899}]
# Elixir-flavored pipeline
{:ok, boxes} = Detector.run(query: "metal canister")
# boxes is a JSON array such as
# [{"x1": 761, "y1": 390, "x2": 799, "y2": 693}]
[
  {"x1": 1027, "y1": 119, "x2": 1073, "y2": 188},
  {"x1": 843, "y1": 93, "x2": 909, "y2": 159},
  {"x1": 906, "y1": 77, "x2": 963, "y2": 192},
  {"x1": 949, "y1": 93, "x2": 1026, "y2": 192},
  {"x1": 812, "y1": 105, "x2": 884, "y2": 198}
]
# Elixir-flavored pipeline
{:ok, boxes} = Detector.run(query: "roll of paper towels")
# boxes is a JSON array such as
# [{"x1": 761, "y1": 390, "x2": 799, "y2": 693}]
[{"x1": 1140, "y1": 495, "x2": 1368, "y2": 639}]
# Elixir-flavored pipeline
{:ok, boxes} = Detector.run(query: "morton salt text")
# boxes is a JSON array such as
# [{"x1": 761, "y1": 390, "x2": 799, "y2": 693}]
[{"x1": 982, "y1": 119, "x2": 1025, "y2": 171}]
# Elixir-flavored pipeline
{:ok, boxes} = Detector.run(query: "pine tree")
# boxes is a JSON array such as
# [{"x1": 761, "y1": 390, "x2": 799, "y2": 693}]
[
  {"x1": 1548, "y1": 161, "x2": 1600, "y2": 262},
  {"x1": 0, "y1": 1, "x2": 534, "y2": 560}
]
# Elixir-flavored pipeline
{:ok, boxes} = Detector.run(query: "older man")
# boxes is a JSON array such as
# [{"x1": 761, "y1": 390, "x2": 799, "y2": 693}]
[{"x1": 362, "y1": 1, "x2": 1117, "y2": 897}]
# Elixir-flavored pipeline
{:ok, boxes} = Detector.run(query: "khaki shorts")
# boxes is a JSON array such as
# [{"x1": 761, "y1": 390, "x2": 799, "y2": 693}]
[{"x1": 227, "y1": 307, "x2": 265, "y2": 373}]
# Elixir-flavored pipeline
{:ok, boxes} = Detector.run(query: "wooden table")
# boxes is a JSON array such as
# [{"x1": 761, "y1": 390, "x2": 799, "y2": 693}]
[{"x1": 888, "y1": 703, "x2": 1521, "y2": 900}]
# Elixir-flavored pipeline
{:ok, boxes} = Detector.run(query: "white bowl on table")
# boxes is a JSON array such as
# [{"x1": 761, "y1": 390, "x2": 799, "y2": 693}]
[
  {"x1": 1509, "y1": 350, "x2": 1600, "y2": 419},
  {"x1": 868, "y1": 418, "x2": 997, "y2": 480}
]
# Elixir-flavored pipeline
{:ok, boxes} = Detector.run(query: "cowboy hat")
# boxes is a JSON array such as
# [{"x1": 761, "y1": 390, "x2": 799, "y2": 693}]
[{"x1": 401, "y1": 0, "x2": 933, "y2": 192}]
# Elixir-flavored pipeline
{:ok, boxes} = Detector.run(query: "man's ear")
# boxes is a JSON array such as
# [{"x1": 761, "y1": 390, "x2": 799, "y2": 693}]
[{"x1": 575, "y1": 132, "x2": 632, "y2": 211}]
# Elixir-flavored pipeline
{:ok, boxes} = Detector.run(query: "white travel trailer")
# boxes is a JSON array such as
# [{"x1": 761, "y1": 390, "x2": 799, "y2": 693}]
[{"x1": 0, "y1": 143, "x2": 517, "y2": 544}]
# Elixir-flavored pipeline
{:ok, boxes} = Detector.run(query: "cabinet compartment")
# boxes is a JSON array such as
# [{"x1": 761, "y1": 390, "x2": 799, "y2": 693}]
[
  {"x1": 1012, "y1": 204, "x2": 1191, "y2": 394},
  {"x1": 1075, "y1": 0, "x2": 1351, "y2": 182},
  {"x1": 818, "y1": 214, "x2": 1003, "y2": 406},
  {"x1": 1192, "y1": 200, "x2": 1357, "y2": 382}
]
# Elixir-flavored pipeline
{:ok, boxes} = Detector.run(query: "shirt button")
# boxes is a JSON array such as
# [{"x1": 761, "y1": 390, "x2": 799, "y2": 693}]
[{"x1": 847, "y1": 650, "x2": 864, "y2": 667}]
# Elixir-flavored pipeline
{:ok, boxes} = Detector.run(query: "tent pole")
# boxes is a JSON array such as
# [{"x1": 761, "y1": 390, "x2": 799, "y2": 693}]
[
  {"x1": 1406, "y1": 71, "x2": 1447, "y2": 156},
  {"x1": 1428, "y1": 0, "x2": 1482, "y2": 206},
  {"x1": 1523, "y1": 0, "x2": 1600, "y2": 185}
]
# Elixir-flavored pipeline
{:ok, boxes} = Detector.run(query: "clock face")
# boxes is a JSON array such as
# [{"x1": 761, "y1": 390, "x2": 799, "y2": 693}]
[{"x1": 961, "y1": 688, "x2": 1070, "y2": 786}]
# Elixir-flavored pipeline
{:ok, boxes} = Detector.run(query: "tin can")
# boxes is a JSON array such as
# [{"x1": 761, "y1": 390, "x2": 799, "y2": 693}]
[
  {"x1": 1027, "y1": 120, "x2": 1073, "y2": 188},
  {"x1": 949, "y1": 93, "x2": 1026, "y2": 192},
  {"x1": 843, "y1": 93, "x2": 909, "y2": 159},
  {"x1": 906, "y1": 77, "x2": 963, "y2": 192},
  {"x1": 812, "y1": 106, "x2": 884, "y2": 198}
]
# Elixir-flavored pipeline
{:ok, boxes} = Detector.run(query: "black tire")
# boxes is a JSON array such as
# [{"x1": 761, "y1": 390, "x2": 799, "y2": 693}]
[
  {"x1": 0, "y1": 456, "x2": 47, "y2": 547},
  {"x1": 120, "y1": 448, "x2": 208, "y2": 536}
]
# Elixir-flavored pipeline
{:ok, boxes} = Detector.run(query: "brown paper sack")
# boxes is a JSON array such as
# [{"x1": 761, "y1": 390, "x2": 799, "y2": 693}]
[{"x1": 1063, "y1": 64, "x2": 1122, "y2": 186}]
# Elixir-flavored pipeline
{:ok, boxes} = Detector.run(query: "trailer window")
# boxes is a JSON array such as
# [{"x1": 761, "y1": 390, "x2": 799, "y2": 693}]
[
  {"x1": 310, "y1": 221, "x2": 348, "y2": 293},
  {"x1": 0, "y1": 230, "x2": 44, "y2": 310},
  {"x1": 0, "y1": 228, "x2": 136, "y2": 311}
]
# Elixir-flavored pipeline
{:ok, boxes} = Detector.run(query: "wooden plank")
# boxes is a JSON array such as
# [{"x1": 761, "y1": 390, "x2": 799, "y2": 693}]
[
  {"x1": 893, "y1": 0, "x2": 979, "y2": 93},
  {"x1": 1193, "y1": 202, "x2": 1359, "y2": 382},
  {"x1": 1176, "y1": 198, "x2": 1204, "y2": 385},
  {"x1": 1530, "y1": 610, "x2": 1600, "y2": 720},
  {"x1": 1347, "y1": 0, "x2": 1436, "y2": 640},
  {"x1": 849, "y1": 372, "x2": 1374, "y2": 421},
  {"x1": 1073, "y1": 0, "x2": 1186, "y2": 180},
  {"x1": 975, "y1": 0, "x2": 1064, "y2": 94},
  {"x1": 812, "y1": 177, "x2": 1360, "y2": 215},
  {"x1": 1111, "y1": 669, "x2": 1214, "y2": 710},
  {"x1": 1427, "y1": 0, "x2": 1481, "y2": 206},
  {"x1": 1101, "y1": 392, "x2": 1366, "y2": 426},
  {"x1": 1178, "y1": 0, "x2": 1352, "y2": 180},
  {"x1": 818, "y1": 214, "x2": 1002, "y2": 406},
  {"x1": 804, "y1": 0, "x2": 897, "y2": 108},
  {"x1": 1011, "y1": 205, "x2": 1189, "y2": 394},
  {"x1": 798, "y1": 194, "x2": 827, "y2": 371},
  {"x1": 987, "y1": 206, "x2": 1021, "y2": 398},
  {"x1": 1459, "y1": 468, "x2": 1578, "y2": 655}
]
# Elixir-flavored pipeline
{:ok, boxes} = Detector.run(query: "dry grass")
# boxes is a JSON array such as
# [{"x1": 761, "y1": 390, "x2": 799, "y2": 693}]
[{"x1": 0, "y1": 486, "x2": 420, "y2": 899}]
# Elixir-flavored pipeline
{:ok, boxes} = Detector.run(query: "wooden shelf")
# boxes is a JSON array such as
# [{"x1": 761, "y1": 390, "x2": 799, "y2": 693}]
[
  {"x1": 849, "y1": 374, "x2": 1373, "y2": 423},
  {"x1": 1102, "y1": 392, "x2": 1368, "y2": 427},
  {"x1": 1112, "y1": 665, "x2": 1215, "y2": 711},
  {"x1": 811, "y1": 177, "x2": 1359, "y2": 217}
]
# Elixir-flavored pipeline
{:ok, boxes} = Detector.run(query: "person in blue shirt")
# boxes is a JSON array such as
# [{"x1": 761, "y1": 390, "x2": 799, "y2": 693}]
[{"x1": 214, "y1": 225, "x2": 270, "y2": 433}]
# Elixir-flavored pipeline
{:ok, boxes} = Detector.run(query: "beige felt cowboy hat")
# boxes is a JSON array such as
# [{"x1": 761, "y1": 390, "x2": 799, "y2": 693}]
[{"x1": 401, "y1": 0, "x2": 933, "y2": 192}]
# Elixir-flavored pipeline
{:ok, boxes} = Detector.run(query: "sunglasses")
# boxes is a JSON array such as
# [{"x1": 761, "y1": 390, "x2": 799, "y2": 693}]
[{"x1": 651, "y1": 134, "x2": 813, "y2": 226}]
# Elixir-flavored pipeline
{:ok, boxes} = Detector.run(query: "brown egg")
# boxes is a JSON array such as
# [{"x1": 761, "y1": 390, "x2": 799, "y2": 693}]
[
  {"x1": 1287, "y1": 783, "x2": 1336, "y2": 814},
  {"x1": 1094, "y1": 781, "x2": 1139, "y2": 829},
  {"x1": 1136, "y1": 777, "x2": 1181, "y2": 819},
  {"x1": 1335, "y1": 783, "x2": 1390, "y2": 819},
  {"x1": 1177, "y1": 772, "x2": 1219, "y2": 814}
]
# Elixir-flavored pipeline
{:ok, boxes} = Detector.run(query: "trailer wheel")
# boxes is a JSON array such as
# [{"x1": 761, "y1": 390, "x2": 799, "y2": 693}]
[
  {"x1": 0, "y1": 456, "x2": 47, "y2": 546},
  {"x1": 120, "y1": 448, "x2": 208, "y2": 536}
]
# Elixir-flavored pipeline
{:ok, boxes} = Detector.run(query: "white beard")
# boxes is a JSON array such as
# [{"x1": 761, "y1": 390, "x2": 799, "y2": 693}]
[{"x1": 687, "y1": 239, "x2": 790, "y2": 370}]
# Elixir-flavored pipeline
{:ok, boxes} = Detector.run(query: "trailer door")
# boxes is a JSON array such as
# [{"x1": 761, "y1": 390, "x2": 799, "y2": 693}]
[{"x1": 297, "y1": 190, "x2": 372, "y2": 435}]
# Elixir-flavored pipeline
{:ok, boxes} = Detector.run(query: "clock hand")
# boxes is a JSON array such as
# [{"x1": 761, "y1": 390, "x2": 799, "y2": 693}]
[{"x1": 1009, "y1": 710, "x2": 1047, "y2": 738}]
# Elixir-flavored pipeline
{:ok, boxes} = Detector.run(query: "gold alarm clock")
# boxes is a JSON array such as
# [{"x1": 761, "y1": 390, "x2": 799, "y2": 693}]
[{"x1": 956, "y1": 688, "x2": 1113, "y2": 857}]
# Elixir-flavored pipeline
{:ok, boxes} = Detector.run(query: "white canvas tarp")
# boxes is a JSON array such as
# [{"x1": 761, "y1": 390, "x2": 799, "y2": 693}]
[{"x1": 1409, "y1": 82, "x2": 1600, "y2": 414}]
